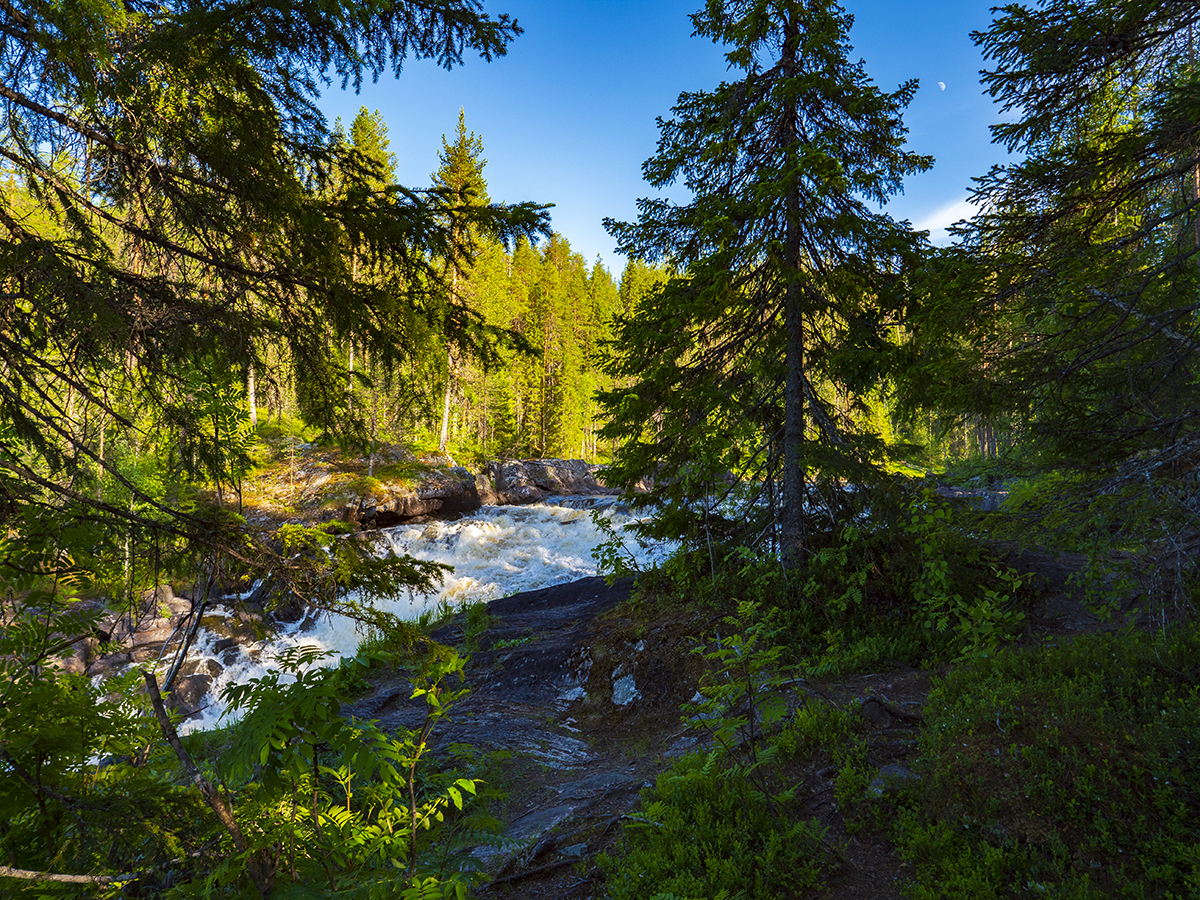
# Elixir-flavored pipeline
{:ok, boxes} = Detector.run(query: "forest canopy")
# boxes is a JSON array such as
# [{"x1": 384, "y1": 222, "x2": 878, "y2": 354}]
[{"x1": 2, "y1": 0, "x2": 1200, "y2": 896}]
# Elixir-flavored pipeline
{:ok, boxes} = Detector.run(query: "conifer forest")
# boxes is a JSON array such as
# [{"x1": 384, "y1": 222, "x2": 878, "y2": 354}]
[{"x1": 2, "y1": 1, "x2": 1200, "y2": 898}]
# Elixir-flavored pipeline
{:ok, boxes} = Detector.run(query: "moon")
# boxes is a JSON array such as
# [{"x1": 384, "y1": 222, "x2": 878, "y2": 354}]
[{"x1": 938, "y1": 82, "x2": 946, "y2": 91}]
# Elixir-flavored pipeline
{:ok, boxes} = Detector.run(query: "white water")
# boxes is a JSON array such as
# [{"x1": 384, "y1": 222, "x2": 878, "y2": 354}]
[{"x1": 180, "y1": 499, "x2": 667, "y2": 732}]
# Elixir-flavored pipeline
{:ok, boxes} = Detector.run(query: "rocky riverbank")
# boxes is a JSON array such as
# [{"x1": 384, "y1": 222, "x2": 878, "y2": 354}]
[
  {"x1": 60, "y1": 451, "x2": 624, "y2": 691},
  {"x1": 239, "y1": 445, "x2": 615, "y2": 530}
]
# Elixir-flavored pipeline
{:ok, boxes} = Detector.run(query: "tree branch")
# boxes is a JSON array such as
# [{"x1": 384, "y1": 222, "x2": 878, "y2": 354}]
[
  {"x1": 141, "y1": 669, "x2": 275, "y2": 899},
  {"x1": 0, "y1": 864, "x2": 141, "y2": 885}
]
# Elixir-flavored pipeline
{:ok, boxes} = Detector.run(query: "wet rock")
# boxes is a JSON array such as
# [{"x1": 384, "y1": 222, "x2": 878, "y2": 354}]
[
  {"x1": 201, "y1": 615, "x2": 263, "y2": 645},
  {"x1": 180, "y1": 658, "x2": 224, "y2": 679},
  {"x1": 484, "y1": 459, "x2": 613, "y2": 505},
  {"x1": 552, "y1": 768, "x2": 636, "y2": 801},
  {"x1": 356, "y1": 466, "x2": 482, "y2": 527},
  {"x1": 168, "y1": 673, "x2": 213, "y2": 719}
]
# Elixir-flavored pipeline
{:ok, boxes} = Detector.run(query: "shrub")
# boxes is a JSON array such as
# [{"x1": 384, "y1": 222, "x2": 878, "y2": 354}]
[
  {"x1": 600, "y1": 752, "x2": 831, "y2": 900},
  {"x1": 899, "y1": 626, "x2": 1200, "y2": 899}
]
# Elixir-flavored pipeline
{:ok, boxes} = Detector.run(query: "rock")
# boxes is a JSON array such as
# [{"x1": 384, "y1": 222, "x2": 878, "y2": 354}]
[
  {"x1": 61, "y1": 647, "x2": 89, "y2": 675},
  {"x1": 612, "y1": 669, "x2": 641, "y2": 706},
  {"x1": 861, "y1": 696, "x2": 894, "y2": 727},
  {"x1": 168, "y1": 674, "x2": 213, "y2": 719},
  {"x1": 180, "y1": 657, "x2": 224, "y2": 679},
  {"x1": 471, "y1": 459, "x2": 616, "y2": 507},
  {"x1": 867, "y1": 764, "x2": 919, "y2": 798},
  {"x1": 357, "y1": 465, "x2": 482, "y2": 527},
  {"x1": 131, "y1": 625, "x2": 178, "y2": 648},
  {"x1": 475, "y1": 469, "x2": 500, "y2": 505}
]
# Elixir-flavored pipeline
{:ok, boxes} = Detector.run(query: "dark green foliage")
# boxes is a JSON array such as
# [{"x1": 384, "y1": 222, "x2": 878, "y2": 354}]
[
  {"x1": 903, "y1": 0, "x2": 1200, "y2": 475},
  {"x1": 600, "y1": 0, "x2": 931, "y2": 562},
  {"x1": 900, "y1": 627, "x2": 1200, "y2": 899},
  {"x1": 601, "y1": 752, "x2": 831, "y2": 900}
]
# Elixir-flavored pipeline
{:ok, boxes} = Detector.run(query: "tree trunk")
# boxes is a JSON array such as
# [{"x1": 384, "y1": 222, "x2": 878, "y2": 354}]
[
  {"x1": 142, "y1": 670, "x2": 274, "y2": 899},
  {"x1": 438, "y1": 348, "x2": 453, "y2": 453},
  {"x1": 439, "y1": 263, "x2": 460, "y2": 454},
  {"x1": 368, "y1": 350, "x2": 378, "y2": 477},
  {"x1": 247, "y1": 359, "x2": 257, "y2": 427},
  {"x1": 96, "y1": 413, "x2": 105, "y2": 503},
  {"x1": 780, "y1": 12, "x2": 806, "y2": 571},
  {"x1": 347, "y1": 338, "x2": 354, "y2": 417}
]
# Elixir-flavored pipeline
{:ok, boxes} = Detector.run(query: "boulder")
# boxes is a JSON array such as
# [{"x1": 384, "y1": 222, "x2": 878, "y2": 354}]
[
  {"x1": 168, "y1": 674, "x2": 213, "y2": 719},
  {"x1": 481, "y1": 459, "x2": 613, "y2": 506},
  {"x1": 357, "y1": 465, "x2": 482, "y2": 528}
]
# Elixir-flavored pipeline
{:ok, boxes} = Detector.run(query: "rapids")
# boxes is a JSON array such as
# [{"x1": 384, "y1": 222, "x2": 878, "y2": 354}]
[{"x1": 180, "y1": 499, "x2": 667, "y2": 732}]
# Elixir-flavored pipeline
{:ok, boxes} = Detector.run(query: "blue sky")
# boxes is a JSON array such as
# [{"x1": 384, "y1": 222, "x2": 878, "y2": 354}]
[{"x1": 317, "y1": 1, "x2": 1014, "y2": 274}]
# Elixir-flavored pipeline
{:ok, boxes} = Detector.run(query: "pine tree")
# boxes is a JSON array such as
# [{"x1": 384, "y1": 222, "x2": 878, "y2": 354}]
[
  {"x1": 601, "y1": 0, "x2": 929, "y2": 566},
  {"x1": 346, "y1": 107, "x2": 398, "y2": 472}
]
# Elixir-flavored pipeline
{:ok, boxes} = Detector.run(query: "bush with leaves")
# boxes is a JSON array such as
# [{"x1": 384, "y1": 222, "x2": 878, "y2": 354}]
[
  {"x1": 601, "y1": 600, "x2": 844, "y2": 900},
  {"x1": 193, "y1": 646, "x2": 488, "y2": 900},
  {"x1": 899, "y1": 626, "x2": 1200, "y2": 899},
  {"x1": 0, "y1": 536, "x2": 218, "y2": 896}
]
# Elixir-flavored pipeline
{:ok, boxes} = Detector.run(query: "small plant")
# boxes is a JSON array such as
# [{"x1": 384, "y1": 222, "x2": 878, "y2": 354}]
[
  {"x1": 490, "y1": 635, "x2": 534, "y2": 650},
  {"x1": 206, "y1": 646, "x2": 487, "y2": 899},
  {"x1": 591, "y1": 508, "x2": 651, "y2": 584},
  {"x1": 458, "y1": 599, "x2": 493, "y2": 656},
  {"x1": 599, "y1": 752, "x2": 831, "y2": 900},
  {"x1": 898, "y1": 626, "x2": 1200, "y2": 898},
  {"x1": 601, "y1": 597, "x2": 844, "y2": 898},
  {"x1": 687, "y1": 599, "x2": 787, "y2": 767},
  {"x1": 904, "y1": 492, "x2": 1026, "y2": 658}
]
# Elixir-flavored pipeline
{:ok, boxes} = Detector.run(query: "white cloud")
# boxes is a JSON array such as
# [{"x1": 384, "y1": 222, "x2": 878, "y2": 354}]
[{"x1": 914, "y1": 198, "x2": 979, "y2": 245}]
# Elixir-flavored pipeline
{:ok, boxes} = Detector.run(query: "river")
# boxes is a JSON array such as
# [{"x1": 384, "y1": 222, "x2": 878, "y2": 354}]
[{"x1": 180, "y1": 498, "x2": 668, "y2": 732}]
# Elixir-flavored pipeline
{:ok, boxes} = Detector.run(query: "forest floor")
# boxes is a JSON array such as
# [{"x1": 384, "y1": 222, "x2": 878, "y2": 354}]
[{"x1": 339, "y1": 543, "x2": 1133, "y2": 900}]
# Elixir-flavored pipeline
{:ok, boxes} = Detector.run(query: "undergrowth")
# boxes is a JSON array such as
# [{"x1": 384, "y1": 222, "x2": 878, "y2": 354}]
[
  {"x1": 899, "y1": 625, "x2": 1200, "y2": 899},
  {"x1": 598, "y1": 489, "x2": 1199, "y2": 900}
]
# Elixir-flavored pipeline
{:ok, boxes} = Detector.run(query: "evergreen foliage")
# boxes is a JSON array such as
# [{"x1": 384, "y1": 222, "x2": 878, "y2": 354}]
[
  {"x1": 903, "y1": 1, "x2": 1200, "y2": 468},
  {"x1": 599, "y1": 0, "x2": 931, "y2": 563},
  {"x1": 0, "y1": 0, "x2": 548, "y2": 556}
]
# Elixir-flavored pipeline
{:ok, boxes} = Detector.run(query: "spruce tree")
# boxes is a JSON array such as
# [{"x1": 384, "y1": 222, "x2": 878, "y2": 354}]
[
  {"x1": 922, "y1": 0, "x2": 1200, "y2": 468},
  {"x1": 431, "y1": 109, "x2": 491, "y2": 453},
  {"x1": 601, "y1": 0, "x2": 929, "y2": 567}
]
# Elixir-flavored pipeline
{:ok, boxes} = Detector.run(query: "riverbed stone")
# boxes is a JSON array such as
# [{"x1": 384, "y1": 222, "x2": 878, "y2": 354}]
[{"x1": 168, "y1": 674, "x2": 214, "y2": 719}]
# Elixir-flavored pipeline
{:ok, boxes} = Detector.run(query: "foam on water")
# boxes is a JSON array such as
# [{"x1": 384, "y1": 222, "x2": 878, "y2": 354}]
[{"x1": 180, "y1": 500, "x2": 666, "y2": 733}]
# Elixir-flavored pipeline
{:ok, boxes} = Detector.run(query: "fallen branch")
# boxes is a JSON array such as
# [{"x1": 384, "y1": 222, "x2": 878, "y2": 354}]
[{"x1": 0, "y1": 865, "x2": 141, "y2": 885}]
